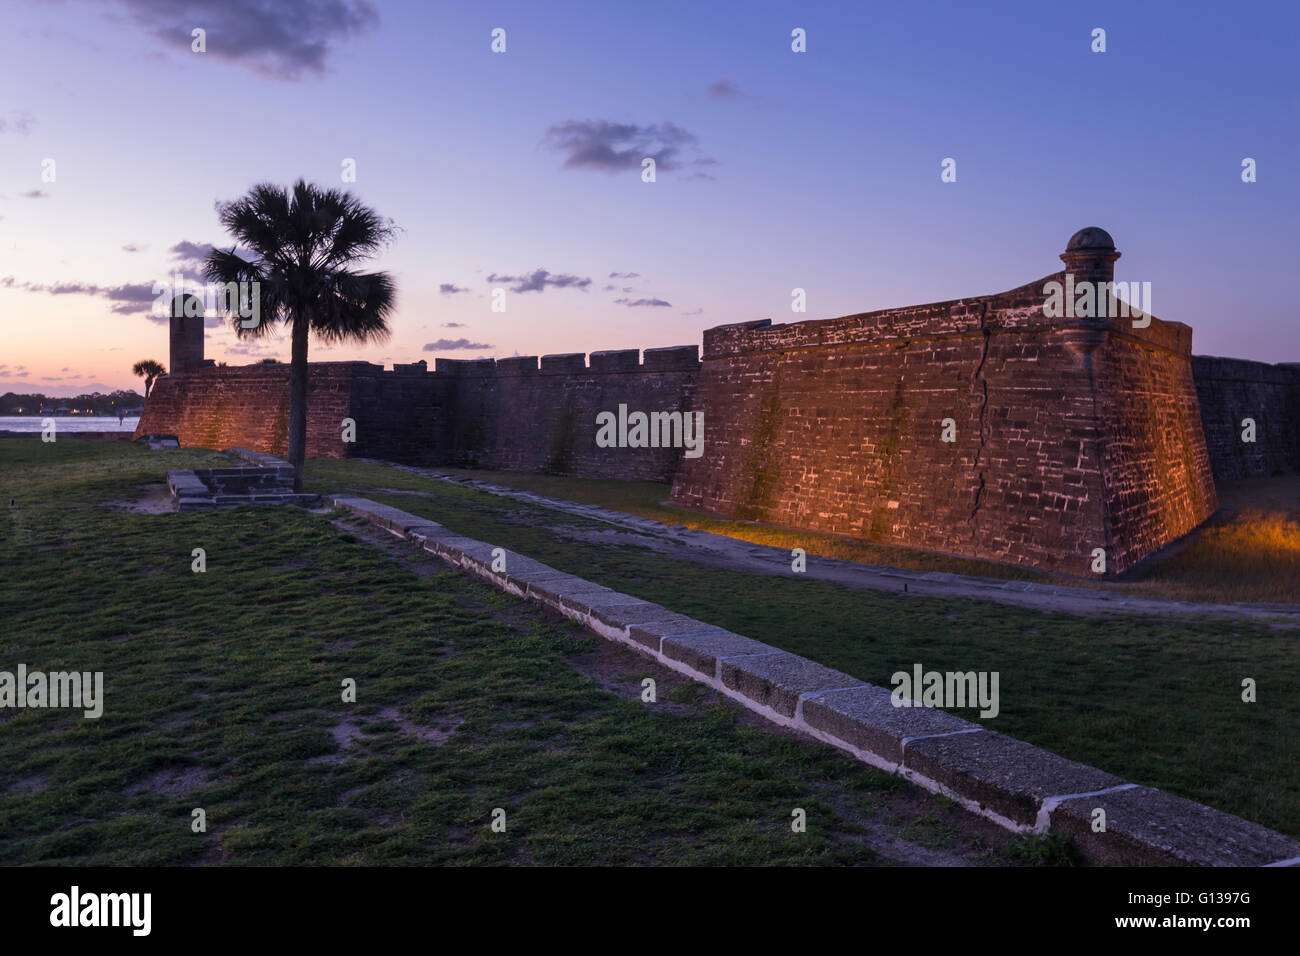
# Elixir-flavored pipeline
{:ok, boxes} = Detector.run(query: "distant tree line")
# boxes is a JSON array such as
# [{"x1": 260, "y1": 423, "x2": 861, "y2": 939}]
[{"x1": 0, "y1": 389, "x2": 144, "y2": 415}]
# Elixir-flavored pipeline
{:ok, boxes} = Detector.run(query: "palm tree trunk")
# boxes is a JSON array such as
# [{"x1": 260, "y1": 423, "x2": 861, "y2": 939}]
[{"x1": 287, "y1": 314, "x2": 310, "y2": 493}]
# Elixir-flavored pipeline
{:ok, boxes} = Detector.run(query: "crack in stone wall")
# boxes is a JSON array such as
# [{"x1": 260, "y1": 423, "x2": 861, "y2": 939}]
[{"x1": 968, "y1": 303, "x2": 992, "y2": 531}]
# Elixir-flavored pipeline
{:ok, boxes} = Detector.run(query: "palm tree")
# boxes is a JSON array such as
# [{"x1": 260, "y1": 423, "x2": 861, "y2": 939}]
[
  {"x1": 132, "y1": 359, "x2": 166, "y2": 397},
  {"x1": 204, "y1": 180, "x2": 397, "y2": 492}
]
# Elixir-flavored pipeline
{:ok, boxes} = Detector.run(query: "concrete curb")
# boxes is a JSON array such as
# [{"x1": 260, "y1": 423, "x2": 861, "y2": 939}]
[{"x1": 324, "y1": 492, "x2": 1300, "y2": 867}]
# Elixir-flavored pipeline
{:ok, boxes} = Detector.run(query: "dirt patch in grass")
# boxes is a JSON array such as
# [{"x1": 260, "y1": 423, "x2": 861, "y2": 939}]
[
  {"x1": 378, "y1": 706, "x2": 462, "y2": 746},
  {"x1": 567, "y1": 639, "x2": 698, "y2": 717},
  {"x1": 107, "y1": 483, "x2": 176, "y2": 515},
  {"x1": 329, "y1": 719, "x2": 366, "y2": 750},
  {"x1": 7, "y1": 775, "x2": 50, "y2": 795},
  {"x1": 124, "y1": 765, "x2": 213, "y2": 797},
  {"x1": 312, "y1": 706, "x2": 462, "y2": 765}
]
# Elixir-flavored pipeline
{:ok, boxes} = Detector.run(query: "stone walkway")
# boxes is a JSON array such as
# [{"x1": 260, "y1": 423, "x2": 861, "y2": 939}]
[{"x1": 364, "y1": 461, "x2": 1300, "y2": 624}]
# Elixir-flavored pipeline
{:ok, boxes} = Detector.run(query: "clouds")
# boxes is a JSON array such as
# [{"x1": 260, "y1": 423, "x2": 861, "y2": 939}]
[
  {"x1": 2, "y1": 236, "x2": 223, "y2": 324},
  {"x1": 541, "y1": 119, "x2": 718, "y2": 176},
  {"x1": 442, "y1": 269, "x2": 595, "y2": 295},
  {"x1": 19, "y1": 190, "x2": 48, "y2": 199},
  {"x1": 109, "y1": 0, "x2": 380, "y2": 80},
  {"x1": 614, "y1": 297, "x2": 671, "y2": 308},
  {"x1": 441, "y1": 322, "x2": 465, "y2": 328},
  {"x1": 486, "y1": 269, "x2": 591, "y2": 293},
  {"x1": 0, "y1": 111, "x2": 35, "y2": 134},
  {"x1": 168, "y1": 240, "x2": 215, "y2": 273},
  {"x1": 707, "y1": 79, "x2": 742, "y2": 99},
  {"x1": 423, "y1": 338, "x2": 492, "y2": 351},
  {"x1": 1, "y1": 275, "x2": 160, "y2": 316},
  {"x1": 224, "y1": 341, "x2": 280, "y2": 357},
  {"x1": 103, "y1": 284, "x2": 163, "y2": 313},
  {"x1": 609, "y1": 271, "x2": 640, "y2": 279}
]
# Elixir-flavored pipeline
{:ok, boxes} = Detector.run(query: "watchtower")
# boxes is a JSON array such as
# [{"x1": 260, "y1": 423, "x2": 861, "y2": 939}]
[{"x1": 169, "y1": 294, "x2": 205, "y2": 375}]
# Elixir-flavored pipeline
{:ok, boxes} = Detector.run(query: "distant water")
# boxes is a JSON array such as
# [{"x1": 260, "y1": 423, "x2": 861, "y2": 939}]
[{"x1": 0, "y1": 416, "x2": 140, "y2": 433}]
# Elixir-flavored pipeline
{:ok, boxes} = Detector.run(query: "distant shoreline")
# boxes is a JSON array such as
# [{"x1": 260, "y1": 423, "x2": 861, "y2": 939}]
[{"x1": 0, "y1": 416, "x2": 140, "y2": 434}]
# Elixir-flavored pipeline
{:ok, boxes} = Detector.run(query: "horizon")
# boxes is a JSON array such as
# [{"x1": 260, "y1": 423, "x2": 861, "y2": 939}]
[{"x1": 3, "y1": 0, "x2": 1298, "y2": 394}]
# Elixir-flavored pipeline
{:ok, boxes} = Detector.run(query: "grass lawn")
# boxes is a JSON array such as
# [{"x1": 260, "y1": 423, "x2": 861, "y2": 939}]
[
  {"x1": 302, "y1": 457, "x2": 1300, "y2": 839},
  {"x1": 413, "y1": 467, "x2": 1300, "y2": 606},
  {"x1": 1, "y1": 439, "x2": 1044, "y2": 865}
]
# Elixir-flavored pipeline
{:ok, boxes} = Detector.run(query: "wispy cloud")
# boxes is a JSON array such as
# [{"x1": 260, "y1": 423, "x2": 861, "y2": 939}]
[
  {"x1": 609, "y1": 271, "x2": 640, "y2": 279},
  {"x1": 168, "y1": 240, "x2": 215, "y2": 274},
  {"x1": 541, "y1": 119, "x2": 718, "y2": 176},
  {"x1": 423, "y1": 338, "x2": 492, "y2": 351},
  {"x1": 614, "y1": 297, "x2": 671, "y2": 308},
  {"x1": 486, "y1": 269, "x2": 591, "y2": 294},
  {"x1": 225, "y1": 341, "x2": 280, "y2": 357},
  {"x1": 0, "y1": 111, "x2": 36, "y2": 134},
  {"x1": 2, "y1": 275, "x2": 164, "y2": 318},
  {"x1": 707, "y1": 79, "x2": 742, "y2": 99},
  {"x1": 441, "y1": 322, "x2": 465, "y2": 328},
  {"x1": 19, "y1": 190, "x2": 48, "y2": 199},
  {"x1": 108, "y1": 0, "x2": 380, "y2": 80},
  {"x1": 439, "y1": 283, "x2": 468, "y2": 295}
]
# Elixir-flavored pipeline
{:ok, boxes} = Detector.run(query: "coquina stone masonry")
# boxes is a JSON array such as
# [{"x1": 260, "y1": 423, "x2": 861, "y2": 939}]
[
  {"x1": 1192, "y1": 356, "x2": 1300, "y2": 481},
  {"x1": 671, "y1": 230, "x2": 1219, "y2": 575},
  {"x1": 138, "y1": 347, "x2": 701, "y2": 482}
]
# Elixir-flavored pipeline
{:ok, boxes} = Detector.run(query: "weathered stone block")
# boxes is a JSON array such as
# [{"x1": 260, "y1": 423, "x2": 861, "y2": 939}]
[
  {"x1": 903, "y1": 730, "x2": 1124, "y2": 827},
  {"x1": 801, "y1": 686, "x2": 981, "y2": 764},
  {"x1": 585, "y1": 602, "x2": 682, "y2": 631},
  {"x1": 1049, "y1": 785, "x2": 1300, "y2": 867},
  {"x1": 718, "y1": 652, "x2": 864, "y2": 718},
  {"x1": 523, "y1": 575, "x2": 613, "y2": 608},
  {"x1": 626, "y1": 617, "x2": 729, "y2": 653},
  {"x1": 660, "y1": 631, "x2": 778, "y2": 679}
]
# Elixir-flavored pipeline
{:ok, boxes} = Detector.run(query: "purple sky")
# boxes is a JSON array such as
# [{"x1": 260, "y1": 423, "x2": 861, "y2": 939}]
[{"x1": 2, "y1": 0, "x2": 1296, "y2": 396}]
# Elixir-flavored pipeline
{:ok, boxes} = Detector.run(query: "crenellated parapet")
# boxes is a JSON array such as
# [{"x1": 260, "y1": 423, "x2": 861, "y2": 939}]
[{"x1": 432, "y1": 345, "x2": 700, "y2": 376}]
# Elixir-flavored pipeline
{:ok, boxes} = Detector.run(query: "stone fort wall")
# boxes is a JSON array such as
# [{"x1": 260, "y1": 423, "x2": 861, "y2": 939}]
[
  {"x1": 432, "y1": 346, "x2": 699, "y2": 479},
  {"x1": 135, "y1": 230, "x2": 1299, "y2": 576},
  {"x1": 136, "y1": 362, "x2": 358, "y2": 459},
  {"x1": 1192, "y1": 356, "x2": 1300, "y2": 481},
  {"x1": 668, "y1": 273, "x2": 1220, "y2": 576},
  {"x1": 137, "y1": 346, "x2": 701, "y2": 482}
]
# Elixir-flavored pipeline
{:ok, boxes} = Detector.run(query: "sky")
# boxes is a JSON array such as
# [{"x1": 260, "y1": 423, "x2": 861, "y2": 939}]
[{"x1": 1, "y1": 0, "x2": 1297, "y2": 396}]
